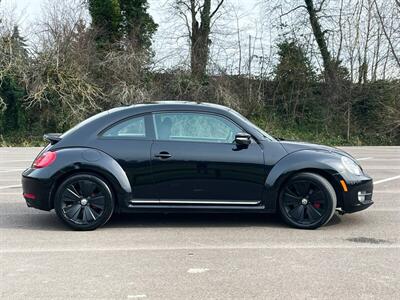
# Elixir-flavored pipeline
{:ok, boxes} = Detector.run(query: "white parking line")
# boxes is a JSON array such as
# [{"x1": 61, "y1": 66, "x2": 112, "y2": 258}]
[
  {"x1": 1, "y1": 177, "x2": 399, "y2": 189},
  {"x1": 362, "y1": 158, "x2": 400, "y2": 161},
  {"x1": 357, "y1": 157, "x2": 373, "y2": 161},
  {"x1": 0, "y1": 192, "x2": 21, "y2": 195},
  {"x1": 187, "y1": 268, "x2": 209, "y2": 274},
  {"x1": 0, "y1": 169, "x2": 25, "y2": 173},
  {"x1": 1, "y1": 244, "x2": 399, "y2": 253},
  {"x1": 374, "y1": 175, "x2": 400, "y2": 185},
  {"x1": 127, "y1": 295, "x2": 147, "y2": 299},
  {"x1": 0, "y1": 184, "x2": 22, "y2": 190},
  {"x1": 369, "y1": 208, "x2": 400, "y2": 212},
  {"x1": 0, "y1": 160, "x2": 32, "y2": 163}
]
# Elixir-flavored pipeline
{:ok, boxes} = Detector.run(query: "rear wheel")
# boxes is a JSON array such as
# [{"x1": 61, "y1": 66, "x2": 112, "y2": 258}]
[
  {"x1": 278, "y1": 172, "x2": 336, "y2": 229},
  {"x1": 54, "y1": 174, "x2": 114, "y2": 230}
]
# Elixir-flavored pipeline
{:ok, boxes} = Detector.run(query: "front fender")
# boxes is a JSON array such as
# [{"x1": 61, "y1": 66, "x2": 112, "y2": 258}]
[{"x1": 263, "y1": 150, "x2": 345, "y2": 209}]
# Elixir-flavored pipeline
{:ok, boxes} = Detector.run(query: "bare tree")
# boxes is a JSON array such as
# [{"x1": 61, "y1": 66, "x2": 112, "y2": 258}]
[
  {"x1": 303, "y1": 0, "x2": 338, "y2": 84},
  {"x1": 373, "y1": 0, "x2": 400, "y2": 68},
  {"x1": 25, "y1": 0, "x2": 104, "y2": 124},
  {"x1": 175, "y1": 0, "x2": 225, "y2": 78}
]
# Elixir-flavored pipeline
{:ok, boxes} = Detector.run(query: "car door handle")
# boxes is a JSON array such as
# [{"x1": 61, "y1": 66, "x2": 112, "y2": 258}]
[{"x1": 154, "y1": 151, "x2": 172, "y2": 159}]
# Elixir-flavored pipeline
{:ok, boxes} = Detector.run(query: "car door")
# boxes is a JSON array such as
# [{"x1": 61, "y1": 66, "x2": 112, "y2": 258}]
[
  {"x1": 93, "y1": 114, "x2": 156, "y2": 201},
  {"x1": 150, "y1": 111, "x2": 266, "y2": 204}
]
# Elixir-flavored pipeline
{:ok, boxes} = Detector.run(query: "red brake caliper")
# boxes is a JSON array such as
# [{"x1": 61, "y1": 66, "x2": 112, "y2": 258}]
[{"x1": 313, "y1": 202, "x2": 321, "y2": 209}]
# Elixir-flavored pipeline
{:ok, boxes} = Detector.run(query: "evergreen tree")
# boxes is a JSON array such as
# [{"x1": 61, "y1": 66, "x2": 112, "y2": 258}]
[
  {"x1": 120, "y1": 0, "x2": 157, "y2": 50},
  {"x1": 88, "y1": 0, "x2": 123, "y2": 47},
  {"x1": 272, "y1": 40, "x2": 316, "y2": 122},
  {"x1": 0, "y1": 76, "x2": 26, "y2": 134},
  {"x1": 10, "y1": 25, "x2": 28, "y2": 57},
  {"x1": 88, "y1": 0, "x2": 157, "y2": 50},
  {"x1": 0, "y1": 26, "x2": 28, "y2": 135}
]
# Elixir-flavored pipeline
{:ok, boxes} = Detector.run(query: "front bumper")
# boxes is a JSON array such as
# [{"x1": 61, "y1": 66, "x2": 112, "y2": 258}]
[
  {"x1": 341, "y1": 175, "x2": 373, "y2": 213},
  {"x1": 22, "y1": 170, "x2": 53, "y2": 211}
]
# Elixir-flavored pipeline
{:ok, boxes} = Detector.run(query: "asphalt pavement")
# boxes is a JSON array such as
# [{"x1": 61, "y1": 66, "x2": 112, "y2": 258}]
[{"x1": 0, "y1": 146, "x2": 399, "y2": 299}]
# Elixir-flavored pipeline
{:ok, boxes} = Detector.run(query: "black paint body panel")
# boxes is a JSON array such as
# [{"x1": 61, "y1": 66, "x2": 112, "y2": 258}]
[
  {"x1": 150, "y1": 140, "x2": 266, "y2": 202},
  {"x1": 21, "y1": 102, "x2": 373, "y2": 215}
]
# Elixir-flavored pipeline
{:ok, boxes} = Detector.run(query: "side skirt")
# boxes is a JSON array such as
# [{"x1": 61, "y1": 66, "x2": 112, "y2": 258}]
[
  {"x1": 120, "y1": 203, "x2": 274, "y2": 214},
  {"x1": 129, "y1": 199, "x2": 261, "y2": 205}
]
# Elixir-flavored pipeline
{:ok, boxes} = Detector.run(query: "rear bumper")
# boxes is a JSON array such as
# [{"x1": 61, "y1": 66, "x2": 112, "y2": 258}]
[
  {"x1": 341, "y1": 176, "x2": 373, "y2": 213},
  {"x1": 22, "y1": 170, "x2": 53, "y2": 211}
]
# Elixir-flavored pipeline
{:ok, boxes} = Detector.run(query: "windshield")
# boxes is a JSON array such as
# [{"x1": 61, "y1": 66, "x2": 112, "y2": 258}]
[{"x1": 229, "y1": 110, "x2": 276, "y2": 141}]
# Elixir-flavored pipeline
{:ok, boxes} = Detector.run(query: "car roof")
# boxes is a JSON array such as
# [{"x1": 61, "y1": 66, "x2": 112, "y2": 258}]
[
  {"x1": 111, "y1": 101, "x2": 233, "y2": 114},
  {"x1": 60, "y1": 101, "x2": 236, "y2": 139},
  {"x1": 99, "y1": 101, "x2": 241, "y2": 123},
  {"x1": 56, "y1": 101, "x2": 273, "y2": 147}
]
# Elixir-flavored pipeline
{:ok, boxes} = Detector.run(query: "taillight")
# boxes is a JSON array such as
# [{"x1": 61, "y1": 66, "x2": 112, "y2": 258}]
[
  {"x1": 33, "y1": 151, "x2": 57, "y2": 168},
  {"x1": 23, "y1": 193, "x2": 36, "y2": 200}
]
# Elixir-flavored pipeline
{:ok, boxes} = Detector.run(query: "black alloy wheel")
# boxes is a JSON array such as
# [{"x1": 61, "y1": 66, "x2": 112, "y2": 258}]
[
  {"x1": 54, "y1": 174, "x2": 114, "y2": 230},
  {"x1": 279, "y1": 172, "x2": 337, "y2": 229}
]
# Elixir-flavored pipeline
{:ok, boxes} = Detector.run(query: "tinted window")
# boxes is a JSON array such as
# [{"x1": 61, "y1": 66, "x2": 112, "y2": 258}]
[
  {"x1": 102, "y1": 116, "x2": 145, "y2": 138},
  {"x1": 153, "y1": 112, "x2": 242, "y2": 143}
]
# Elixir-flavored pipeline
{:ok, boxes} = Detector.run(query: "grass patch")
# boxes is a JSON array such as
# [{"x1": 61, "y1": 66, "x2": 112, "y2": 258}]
[{"x1": 1, "y1": 135, "x2": 46, "y2": 147}]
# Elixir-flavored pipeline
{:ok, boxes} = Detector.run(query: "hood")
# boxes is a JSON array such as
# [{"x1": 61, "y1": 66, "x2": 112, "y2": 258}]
[{"x1": 279, "y1": 140, "x2": 353, "y2": 158}]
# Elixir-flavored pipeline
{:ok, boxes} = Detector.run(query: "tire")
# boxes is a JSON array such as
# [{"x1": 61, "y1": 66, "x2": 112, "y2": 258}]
[
  {"x1": 54, "y1": 173, "x2": 114, "y2": 231},
  {"x1": 278, "y1": 172, "x2": 337, "y2": 229}
]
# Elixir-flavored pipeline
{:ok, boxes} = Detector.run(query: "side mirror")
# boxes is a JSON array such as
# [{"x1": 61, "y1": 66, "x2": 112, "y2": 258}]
[{"x1": 235, "y1": 132, "x2": 251, "y2": 146}]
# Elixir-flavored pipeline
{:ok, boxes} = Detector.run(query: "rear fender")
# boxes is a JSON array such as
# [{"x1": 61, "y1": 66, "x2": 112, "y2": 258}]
[{"x1": 27, "y1": 147, "x2": 131, "y2": 210}]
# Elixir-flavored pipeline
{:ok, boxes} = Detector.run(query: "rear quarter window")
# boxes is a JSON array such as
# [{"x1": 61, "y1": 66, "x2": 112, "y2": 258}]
[{"x1": 101, "y1": 116, "x2": 146, "y2": 138}]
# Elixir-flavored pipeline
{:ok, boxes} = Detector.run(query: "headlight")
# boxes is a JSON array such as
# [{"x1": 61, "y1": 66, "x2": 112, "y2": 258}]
[{"x1": 341, "y1": 156, "x2": 362, "y2": 175}]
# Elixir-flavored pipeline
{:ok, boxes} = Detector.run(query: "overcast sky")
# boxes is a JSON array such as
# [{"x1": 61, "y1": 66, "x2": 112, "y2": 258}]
[
  {"x1": 4, "y1": 0, "x2": 258, "y2": 28},
  {"x1": 2, "y1": 0, "x2": 398, "y2": 79}
]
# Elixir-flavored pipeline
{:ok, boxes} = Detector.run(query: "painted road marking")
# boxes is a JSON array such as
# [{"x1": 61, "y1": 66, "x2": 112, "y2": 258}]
[
  {"x1": 0, "y1": 192, "x2": 21, "y2": 195},
  {"x1": 0, "y1": 177, "x2": 399, "y2": 190},
  {"x1": 0, "y1": 160, "x2": 32, "y2": 163},
  {"x1": 0, "y1": 169, "x2": 25, "y2": 173},
  {"x1": 374, "y1": 190, "x2": 400, "y2": 193},
  {"x1": 0, "y1": 185, "x2": 22, "y2": 190},
  {"x1": 187, "y1": 268, "x2": 209, "y2": 274},
  {"x1": 374, "y1": 175, "x2": 400, "y2": 185},
  {"x1": 359, "y1": 158, "x2": 400, "y2": 160},
  {"x1": 357, "y1": 157, "x2": 373, "y2": 161},
  {"x1": 0, "y1": 179, "x2": 20, "y2": 181},
  {"x1": 1, "y1": 244, "x2": 399, "y2": 254},
  {"x1": 369, "y1": 208, "x2": 400, "y2": 211}
]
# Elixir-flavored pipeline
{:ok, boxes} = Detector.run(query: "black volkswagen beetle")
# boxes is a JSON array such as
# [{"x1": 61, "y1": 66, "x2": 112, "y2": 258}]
[{"x1": 22, "y1": 102, "x2": 373, "y2": 230}]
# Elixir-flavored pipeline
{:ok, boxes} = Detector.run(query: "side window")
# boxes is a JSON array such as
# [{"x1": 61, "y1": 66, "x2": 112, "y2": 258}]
[
  {"x1": 153, "y1": 112, "x2": 242, "y2": 143},
  {"x1": 102, "y1": 116, "x2": 146, "y2": 138}
]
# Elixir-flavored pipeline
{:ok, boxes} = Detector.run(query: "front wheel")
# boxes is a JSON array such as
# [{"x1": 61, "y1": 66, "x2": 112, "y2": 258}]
[
  {"x1": 54, "y1": 173, "x2": 114, "y2": 230},
  {"x1": 278, "y1": 172, "x2": 337, "y2": 229}
]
